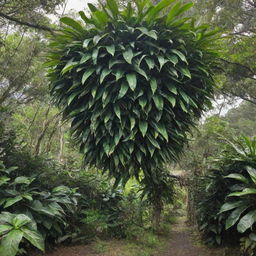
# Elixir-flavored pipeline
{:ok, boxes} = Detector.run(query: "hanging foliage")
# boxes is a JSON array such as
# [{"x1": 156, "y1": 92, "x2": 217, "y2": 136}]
[{"x1": 46, "y1": 0, "x2": 220, "y2": 183}]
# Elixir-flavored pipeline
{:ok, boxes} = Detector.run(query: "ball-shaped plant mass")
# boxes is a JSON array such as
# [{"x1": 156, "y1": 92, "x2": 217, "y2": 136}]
[{"x1": 47, "y1": 0, "x2": 219, "y2": 182}]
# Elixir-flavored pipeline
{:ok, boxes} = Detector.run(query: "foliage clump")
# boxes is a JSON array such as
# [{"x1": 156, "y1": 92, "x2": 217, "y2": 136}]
[
  {"x1": 47, "y1": 0, "x2": 219, "y2": 182},
  {"x1": 194, "y1": 136, "x2": 256, "y2": 255}
]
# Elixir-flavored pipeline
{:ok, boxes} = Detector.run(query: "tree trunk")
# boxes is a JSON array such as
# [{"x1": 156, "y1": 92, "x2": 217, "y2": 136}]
[{"x1": 152, "y1": 198, "x2": 163, "y2": 232}]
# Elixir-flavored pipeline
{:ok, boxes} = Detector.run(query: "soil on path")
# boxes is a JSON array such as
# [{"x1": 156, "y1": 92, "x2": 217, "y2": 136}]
[
  {"x1": 157, "y1": 216, "x2": 239, "y2": 256},
  {"x1": 30, "y1": 216, "x2": 240, "y2": 256}
]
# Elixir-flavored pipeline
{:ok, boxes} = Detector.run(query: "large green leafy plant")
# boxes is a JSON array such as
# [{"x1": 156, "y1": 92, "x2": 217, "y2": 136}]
[
  {"x1": 47, "y1": 0, "x2": 219, "y2": 183},
  {"x1": 196, "y1": 137, "x2": 256, "y2": 254},
  {"x1": 0, "y1": 212, "x2": 44, "y2": 256},
  {"x1": 0, "y1": 161, "x2": 81, "y2": 255}
]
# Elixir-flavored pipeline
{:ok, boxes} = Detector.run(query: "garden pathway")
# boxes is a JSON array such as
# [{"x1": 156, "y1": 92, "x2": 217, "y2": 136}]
[{"x1": 157, "y1": 216, "x2": 239, "y2": 256}]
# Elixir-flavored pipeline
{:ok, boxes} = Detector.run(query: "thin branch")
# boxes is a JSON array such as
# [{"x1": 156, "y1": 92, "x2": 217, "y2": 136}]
[
  {"x1": 0, "y1": 12, "x2": 57, "y2": 33},
  {"x1": 220, "y1": 58, "x2": 256, "y2": 80}
]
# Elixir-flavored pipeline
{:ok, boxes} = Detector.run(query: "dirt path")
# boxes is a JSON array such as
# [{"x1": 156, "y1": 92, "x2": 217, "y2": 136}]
[
  {"x1": 157, "y1": 217, "x2": 238, "y2": 256},
  {"x1": 31, "y1": 216, "x2": 239, "y2": 256}
]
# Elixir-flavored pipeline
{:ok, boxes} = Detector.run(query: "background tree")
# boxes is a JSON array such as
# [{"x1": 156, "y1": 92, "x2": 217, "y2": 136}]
[{"x1": 190, "y1": 0, "x2": 256, "y2": 104}]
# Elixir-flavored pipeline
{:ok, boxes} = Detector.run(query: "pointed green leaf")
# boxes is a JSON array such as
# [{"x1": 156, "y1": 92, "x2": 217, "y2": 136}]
[
  {"x1": 83, "y1": 38, "x2": 92, "y2": 48},
  {"x1": 0, "y1": 230, "x2": 23, "y2": 256},
  {"x1": 115, "y1": 69, "x2": 124, "y2": 81},
  {"x1": 219, "y1": 201, "x2": 244, "y2": 214},
  {"x1": 225, "y1": 206, "x2": 249, "y2": 230},
  {"x1": 237, "y1": 210, "x2": 256, "y2": 233},
  {"x1": 168, "y1": 95, "x2": 176, "y2": 107},
  {"x1": 171, "y1": 49, "x2": 188, "y2": 64},
  {"x1": 106, "y1": 45, "x2": 115, "y2": 56},
  {"x1": 145, "y1": 57, "x2": 154, "y2": 70},
  {"x1": 126, "y1": 73, "x2": 137, "y2": 91},
  {"x1": 150, "y1": 78, "x2": 157, "y2": 94},
  {"x1": 130, "y1": 117, "x2": 136, "y2": 130},
  {"x1": 4, "y1": 196, "x2": 23, "y2": 208},
  {"x1": 114, "y1": 105, "x2": 121, "y2": 120},
  {"x1": 153, "y1": 94, "x2": 164, "y2": 110},
  {"x1": 180, "y1": 67, "x2": 191, "y2": 79},
  {"x1": 123, "y1": 48, "x2": 133, "y2": 64},
  {"x1": 139, "y1": 121, "x2": 148, "y2": 137},
  {"x1": 61, "y1": 62, "x2": 78, "y2": 75},
  {"x1": 82, "y1": 69, "x2": 94, "y2": 84},
  {"x1": 225, "y1": 174, "x2": 249, "y2": 184},
  {"x1": 118, "y1": 82, "x2": 129, "y2": 99},
  {"x1": 139, "y1": 97, "x2": 147, "y2": 109},
  {"x1": 157, "y1": 56, "x2": 168, "y2": 70},
  {"x1": 88, "y1": 3, "x2": 98, "y2": 12},
  {"x1": 22, "y1": 228, "x2": 45, "y2": 252},
  {"x1": 80, "y1": 54, "x2": 91, "y2": 64},
  {"x1": 168, "y1": 86, "x2": 178, "y2": 95},
  {"x1": 100, "y1": 69, "x2": 111, "y2": 84},
  {"x1": 60, "y1": 17, "x2": 84, "y2": 33},
  {"x1": 168, "y1": 55, "x2": 178, "y2": 65}
]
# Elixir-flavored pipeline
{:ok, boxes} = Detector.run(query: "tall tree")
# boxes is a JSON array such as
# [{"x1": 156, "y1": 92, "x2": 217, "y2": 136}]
[
  {"x1": 190, "y1": 0, "x2": 256, "y2": 104},
  {"x1": 47, "y1": 0, "x2": 220, "y2": 228}
]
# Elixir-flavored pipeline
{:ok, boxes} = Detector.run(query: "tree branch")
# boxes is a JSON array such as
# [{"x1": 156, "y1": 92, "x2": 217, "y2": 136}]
[
  {"x1": 0, "y1": 12, "x2": 56, "y2": 33},
  {"x1": 220, "y1": 58, "x2": 256, "y2": 81}
]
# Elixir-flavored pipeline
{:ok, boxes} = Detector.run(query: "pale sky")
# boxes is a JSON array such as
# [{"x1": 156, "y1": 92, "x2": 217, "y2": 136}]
[{"x1": 65, "y1": 0, "x2": 97, "y2": 13}]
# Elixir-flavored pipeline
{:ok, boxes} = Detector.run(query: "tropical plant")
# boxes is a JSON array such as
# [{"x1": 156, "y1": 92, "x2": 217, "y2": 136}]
[
  {"x1": 46, "y1": 0, "x2": 220, "y2": 186},
  {"x1": 196, "y1": 136, "x2": 256, "y2": 251},
  {"x1": 0, "y1": 212, "x2": 44, "y2": 256},
  {"x1": 217, "y1": 137, "x2": 256, "y2": 255},
  {"x1": 0, "y1": 161, "x2": 81, "y2": 251}
]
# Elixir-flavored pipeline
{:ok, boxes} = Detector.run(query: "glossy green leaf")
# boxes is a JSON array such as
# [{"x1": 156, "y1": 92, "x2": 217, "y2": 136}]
[
  {"x1": 126, "y1": 73, "x2": 137, "y2": 91},
  {"x1": 22, "y1": 228, "x2": 45, "y2": 252},
  {"x1": 4, "y1": 196, "x2": 23, "y2": 208},
  {"x1": 118, "y1": 82, "x2": 129, "y2": 99},
  {"x1": 224, "y1": 173, "x2": 249, "y2": 184},
  {"x1": 150, "y1": 78, "x2": 157, "y2": 94},
  {"x1": 0, "y1": 230, "x2": 23, "y2": 256},
  {"x1": 139, "y1": 121, "x2": 148, "y2": 137},
  {"x1": 114, "y1": 105, "x2": 121, "y2": 120},
  {"x1": 237, "y1": 210, "x2": 256, "y2": 233},
  {"x1": 225, "y1": 205, "x2": 249, "y2": 230},
  {"x1": 153, "y1": 94, "x2": 164, "y2": 110},
  {"x1": 60, "y1": 17, "x2": 84, "y2": 33},
  {"x1": 171, "y1": 49, "x2": 188, "y2": 64},
  {"x1": 82, "y1": 69, "x2": 95, "y2": 84},
  {"x1": 106, "y1": 45, "x2": 115, "y2": 56},
  {"x1": 100, "y1": 69, "x2": 112, "y2": 84},
  {"x1": 219, "y1": 201, "x2": 244, "y2": 214},
  {"x1": 123, "y1": 48, "x2": 134, "y2": 64}
]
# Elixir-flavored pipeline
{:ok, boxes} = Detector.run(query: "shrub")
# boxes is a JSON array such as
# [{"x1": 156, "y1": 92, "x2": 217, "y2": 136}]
[
  {"x1": 196, "y1": 136, "x2": 256, "y2": 254},
  {"x1": 0, "y1": 161, "x2": 81, "y2": 255},
  {"x1": 0, "y1": 212, "x2": 44, "y2": 256},
  {"x1": 47, "y1": 0, "x2": 219, "y2": 185}
]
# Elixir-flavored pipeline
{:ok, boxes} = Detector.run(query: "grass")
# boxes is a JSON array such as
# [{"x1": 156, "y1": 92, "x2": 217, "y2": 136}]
[{"x1": 91, "y1": 228, "x2": 169, "y2": 256}]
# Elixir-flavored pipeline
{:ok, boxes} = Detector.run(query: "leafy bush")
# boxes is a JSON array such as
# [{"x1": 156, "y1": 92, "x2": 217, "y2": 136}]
[
  {"x1": 0, "y1": 212, "x2": 44, "y2": 256},
  {"x1": 0, "y1": 161, "x2": 81, "y2": 255},
  {"x1": 195, "y1": 136, "x2": 256, "y2": 254},
  {"x1": 47, "y1": 0, "x2": 219, "y2": 185}
]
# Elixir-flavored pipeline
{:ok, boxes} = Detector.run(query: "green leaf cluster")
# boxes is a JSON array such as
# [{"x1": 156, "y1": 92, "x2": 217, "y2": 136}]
[
  {"x1": 0, "y1": 212, "x2": 44, "y2": 256},
  {"x1": 47, "y1": 0, "x2": 219, "y2": 182},
  {"x1": 0, "y1": 161, "x2": 81, "y2": 255},
  {"x1": 196, "y1": 136, "x2": 256, "y2": 251}
]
